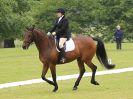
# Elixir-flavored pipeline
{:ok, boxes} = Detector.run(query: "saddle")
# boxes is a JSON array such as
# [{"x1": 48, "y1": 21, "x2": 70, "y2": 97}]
[
  {"x1": 55, "y1": 38, "x2": 75, "y2": 64},
  {"x1": 55, "y1": 38, "x2": 75, "y2": 52}
]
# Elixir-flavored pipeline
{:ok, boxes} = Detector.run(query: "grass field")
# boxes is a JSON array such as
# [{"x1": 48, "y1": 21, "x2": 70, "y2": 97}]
[{"x1": 0, "y1": 43, "x2": 133, "y2": 99}]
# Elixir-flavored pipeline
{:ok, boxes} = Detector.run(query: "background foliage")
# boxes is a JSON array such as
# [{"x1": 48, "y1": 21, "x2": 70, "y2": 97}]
[{"x1": 0, "y1": 0, "x2": 133, "y2": 42}]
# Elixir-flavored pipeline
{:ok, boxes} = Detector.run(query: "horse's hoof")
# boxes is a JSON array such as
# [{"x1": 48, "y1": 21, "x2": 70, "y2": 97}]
[
  {"x1": 52, "y1": 87, "x2": 58, "y2": 92},
  {"x1": 91, "y1": 81, "x2": 100, "y2": 85},
  {"x1": 52, "y1": 89, "x2": 58, "y2": 92},
  {"x1": 73, "y1": 86, "x2": 78, "y2": 90}
]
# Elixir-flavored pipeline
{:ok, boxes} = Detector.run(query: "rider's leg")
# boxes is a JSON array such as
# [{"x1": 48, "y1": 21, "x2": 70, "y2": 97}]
[
  {"x1": 59, "y1": 38, "x2": 67, "y2": 48},
  {"x1": 59, "y1": 38, "x2": 67, "y2": 63}
]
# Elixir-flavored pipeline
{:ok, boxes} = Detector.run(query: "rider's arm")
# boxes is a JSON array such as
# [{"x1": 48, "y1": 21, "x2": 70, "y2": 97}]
[
  {"x1": 56, "y1": 19, "x2": 68, "y2": 35},
  {"x1": 49, "y1": 25, "x2": 56, "y2": 33}
]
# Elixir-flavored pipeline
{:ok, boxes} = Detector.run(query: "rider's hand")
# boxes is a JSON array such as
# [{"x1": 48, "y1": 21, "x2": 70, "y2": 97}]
[
  {"x1": 52, "y1": 32, "x2": 56, "y2": 36},
  {"x1": 47, "y1": 32, "x2": 51, "y2": 36}
]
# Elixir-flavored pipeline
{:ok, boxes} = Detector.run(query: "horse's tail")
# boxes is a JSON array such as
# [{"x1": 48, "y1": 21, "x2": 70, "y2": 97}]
[{"x1": 92, "y1": 37, "x2": 115, "y2": 69}]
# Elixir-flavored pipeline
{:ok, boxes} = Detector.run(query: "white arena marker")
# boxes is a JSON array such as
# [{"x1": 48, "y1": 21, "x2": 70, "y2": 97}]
[{"x1": 0, "y1": 67, "x2": 133, "y2": 89}]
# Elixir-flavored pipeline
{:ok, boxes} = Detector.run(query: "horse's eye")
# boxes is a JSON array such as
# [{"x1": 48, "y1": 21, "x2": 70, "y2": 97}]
[{"x1": 28, "y1": 35, "x2": 31, "y2": 38}]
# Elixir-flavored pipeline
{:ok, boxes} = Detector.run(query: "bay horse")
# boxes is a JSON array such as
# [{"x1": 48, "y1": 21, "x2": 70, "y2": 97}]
[{"x1": 22, "y1": 26, "x2": 115, "y2": 92}]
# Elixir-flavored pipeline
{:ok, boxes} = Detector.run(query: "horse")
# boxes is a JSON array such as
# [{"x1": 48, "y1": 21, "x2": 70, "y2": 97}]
[{"x1": 22, "y1": 26, "x2": 115, "y2": 92}]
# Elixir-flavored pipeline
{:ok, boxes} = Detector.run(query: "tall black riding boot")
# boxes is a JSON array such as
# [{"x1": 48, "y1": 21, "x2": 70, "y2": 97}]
[{"x1": 60, "y1": 48, "x2": 66, "y2": 63}]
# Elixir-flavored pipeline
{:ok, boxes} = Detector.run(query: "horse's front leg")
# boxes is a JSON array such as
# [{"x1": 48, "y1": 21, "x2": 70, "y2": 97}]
[
  {"x1": 41, "y1": 63, "x2": 55, "y2": 86},
  {"x1": 50, "y1": 64, "x2": 58, "y2": 92}
]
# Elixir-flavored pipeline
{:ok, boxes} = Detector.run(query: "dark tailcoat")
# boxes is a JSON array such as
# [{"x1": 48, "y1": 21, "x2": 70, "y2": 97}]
[{"x1": 49, "y1": 16, "x2": 71, "y2": 40}]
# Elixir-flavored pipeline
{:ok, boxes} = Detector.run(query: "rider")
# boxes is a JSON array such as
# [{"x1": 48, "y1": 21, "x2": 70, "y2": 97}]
[{"x1": 47, "y1": 8, "x2": 71, "y2": 63}]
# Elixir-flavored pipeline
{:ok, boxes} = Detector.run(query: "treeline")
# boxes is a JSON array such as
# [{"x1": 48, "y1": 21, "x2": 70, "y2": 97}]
[{"x1": 0, "y1": 0, "x2": 133, "y2": 43}]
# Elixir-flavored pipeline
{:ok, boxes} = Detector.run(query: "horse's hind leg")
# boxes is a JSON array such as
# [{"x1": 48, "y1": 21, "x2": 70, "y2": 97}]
[
  {"x1": 73, "y1": 58, "x2": 86, "y2": 90},
  {"x1": 85, "y1": 61, "x2": 99, "y2": 85}
]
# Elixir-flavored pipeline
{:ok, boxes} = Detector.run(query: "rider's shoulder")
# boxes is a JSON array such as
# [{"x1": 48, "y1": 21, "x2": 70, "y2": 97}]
[{"x1": 63, "y1": 17, "x2": 68, "y2": 22}]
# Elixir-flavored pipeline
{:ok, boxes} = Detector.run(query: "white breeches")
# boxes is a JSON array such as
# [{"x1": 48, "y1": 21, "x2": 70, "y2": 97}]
[{"x1": 59, "y1": 38, "x2": 67, "y2": 48}]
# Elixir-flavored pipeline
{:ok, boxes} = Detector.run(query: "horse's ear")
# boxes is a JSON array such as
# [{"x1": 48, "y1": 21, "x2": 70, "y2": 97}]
[
  {"x1": 26, "y1": 25, "x2": 35, "y2": 31},
  {"x1": 31, "y1": 25, "x2": 35, "y2": 31},
  {"x1": 26, "y1": 27, "x2": 30, "y2": 30}
]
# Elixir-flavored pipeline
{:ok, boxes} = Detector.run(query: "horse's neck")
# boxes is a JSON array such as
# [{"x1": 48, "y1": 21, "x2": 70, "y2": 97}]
[{"x1": 33, "y1": 29, "x2": 53, "y2": 53}]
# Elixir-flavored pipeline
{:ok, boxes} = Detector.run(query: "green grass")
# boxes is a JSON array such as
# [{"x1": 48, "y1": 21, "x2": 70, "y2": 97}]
[
  {"x1": 0, "y1": 72, "x2": 133, "y2": 99},
  {"x1": 0, "y1": 43, "x2": 133, "y2": 99}
]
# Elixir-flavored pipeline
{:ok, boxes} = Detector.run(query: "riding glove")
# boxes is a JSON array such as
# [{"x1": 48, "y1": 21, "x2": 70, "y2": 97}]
[
  {"x1": 47, "y1": 32, "x2": 51, "y2": 36},
  {"x1": 52, "y1": 32, "x2": 56, "y2": 36}
]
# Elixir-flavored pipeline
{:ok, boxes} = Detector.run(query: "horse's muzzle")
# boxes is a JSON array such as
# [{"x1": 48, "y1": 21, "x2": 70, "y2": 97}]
[{"x1": 22, "y1": 44, "x2": 29, "y2": 50}]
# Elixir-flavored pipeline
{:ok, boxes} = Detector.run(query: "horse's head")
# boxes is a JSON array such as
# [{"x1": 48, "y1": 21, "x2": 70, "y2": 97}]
[{"x1": 22, "y1": 26, "x2": 35, "y2": 50}]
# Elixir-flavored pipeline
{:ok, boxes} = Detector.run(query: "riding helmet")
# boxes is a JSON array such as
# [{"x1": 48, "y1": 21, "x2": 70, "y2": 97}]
[{"x1": 56, "y1": 8, "x2": 65, "y2": 14}]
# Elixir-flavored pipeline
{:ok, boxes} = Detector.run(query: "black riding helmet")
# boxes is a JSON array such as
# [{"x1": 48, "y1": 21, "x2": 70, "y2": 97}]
[{"x1": 56, "y1": 8, "x2": 65, "y2": 15}]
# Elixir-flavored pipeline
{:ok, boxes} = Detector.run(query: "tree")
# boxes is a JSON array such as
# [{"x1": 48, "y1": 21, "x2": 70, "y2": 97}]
[
  {"x1": 97, "y1": 0, "x2": 133, "y2": 42},
  {"x1": 0, "y1": 0, "x2": 34, "y2": 47},
  {"x1": 1, "y1": 0, "x2": 133, "y2": 44}
]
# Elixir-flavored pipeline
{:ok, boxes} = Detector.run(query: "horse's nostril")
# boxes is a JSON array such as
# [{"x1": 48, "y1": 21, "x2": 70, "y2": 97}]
[{"x1": 22, "y1": 45, "x2": 26, "y2": 49}]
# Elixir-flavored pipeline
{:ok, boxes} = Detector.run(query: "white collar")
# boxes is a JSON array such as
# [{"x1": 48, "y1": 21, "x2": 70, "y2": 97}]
[{"x1": 58, "y1": 15, "x2": 64, "y2": 23}]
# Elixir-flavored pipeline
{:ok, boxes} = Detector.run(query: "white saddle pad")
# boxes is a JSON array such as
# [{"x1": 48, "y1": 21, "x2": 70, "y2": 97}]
[{"x1": 56, "y1": 38, "x2": 75, "y2": 52}]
